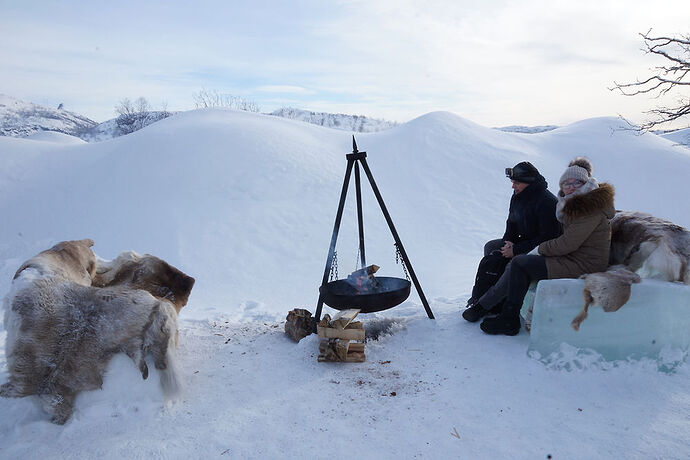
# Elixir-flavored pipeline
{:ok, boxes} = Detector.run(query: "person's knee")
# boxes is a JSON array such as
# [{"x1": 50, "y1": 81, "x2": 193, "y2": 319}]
[
  {"x1": 511, "y1": 254, "x2": 529, "y2": 271},
  {"x1": 511, "y1": 255, "x2": 547, "y2": 279},
  {"x1": 484, "y1": 239, "x2": 503, "y2": 256}
]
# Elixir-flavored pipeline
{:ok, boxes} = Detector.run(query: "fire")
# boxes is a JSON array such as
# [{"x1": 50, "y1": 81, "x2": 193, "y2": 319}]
[{"x1": 347, "y1": 264, "x2": 380, "y2": 294}]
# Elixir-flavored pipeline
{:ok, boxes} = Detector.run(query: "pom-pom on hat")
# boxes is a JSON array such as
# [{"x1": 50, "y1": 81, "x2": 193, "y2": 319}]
[{"x1": 568, "y1": 157, "x2": 593, "y2": 175}]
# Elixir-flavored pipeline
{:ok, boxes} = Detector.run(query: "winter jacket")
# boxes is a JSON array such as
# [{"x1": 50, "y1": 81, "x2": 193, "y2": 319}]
[
  {"x1": 538, "y1": 183, "x2": 615, "y2": 279},
  {"x1": 503, "y1": 176, "x2": 561, "y2": 255}
]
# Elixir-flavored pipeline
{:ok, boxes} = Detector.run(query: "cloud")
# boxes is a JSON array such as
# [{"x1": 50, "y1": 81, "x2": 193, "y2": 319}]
[
  {"x1": 256, "y1": 85, "x2": 315, "y2": 95},
  {"x1": 1, "y1": 0, "x2": 688, "y2": 126}
]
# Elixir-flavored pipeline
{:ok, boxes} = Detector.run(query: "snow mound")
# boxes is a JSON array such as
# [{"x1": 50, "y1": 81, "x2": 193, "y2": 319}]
[
  {"x1": 24, "y1": 131, "x2": 87, "y2": 144},
  {"x1": 661, "y1": 127, "x2": 690, "y2": 146},
  {"x1": 1, "y1": 109, "x2": 689, "y2": 322}
]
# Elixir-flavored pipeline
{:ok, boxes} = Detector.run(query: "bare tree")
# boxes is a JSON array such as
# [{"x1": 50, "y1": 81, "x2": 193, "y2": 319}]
[
  {"x1": 192, "y1": 89, "x2": 260, "y2": 112},
  {"x1": 115, "y1": 98, "x2": 139, "y2": 134},
  {"x1": 115, "y1": 97, "x2": 171, "y2": 135},
  {"x1": 611, "y1": 30, "x2": 690, "y2": 131},
  {"x1": 134, "y1": 96, "x2": 150, "y2": 116},
  {"x1": 159, "y1": 100, "x2": 170, "y2": 119},
  {"x1": 192, "y1": 89, "x2": 222, "y2": 108}
]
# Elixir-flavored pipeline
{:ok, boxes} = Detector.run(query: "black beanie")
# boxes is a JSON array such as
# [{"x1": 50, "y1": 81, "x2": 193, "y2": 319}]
[{"x1": 507, "y1": 161, "x2": 540, "y2": 183}]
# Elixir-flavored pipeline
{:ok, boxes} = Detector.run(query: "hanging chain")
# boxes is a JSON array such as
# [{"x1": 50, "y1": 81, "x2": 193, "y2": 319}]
[
  {"x1": 329, "y1": 250, "x2": 339, "y2": 281},
  {"x1": 394, "y1": 243, "x2": 410, "y2": 280},
  {"x1": 355, "y1": 247, "x2": 361, "y2": 271}
]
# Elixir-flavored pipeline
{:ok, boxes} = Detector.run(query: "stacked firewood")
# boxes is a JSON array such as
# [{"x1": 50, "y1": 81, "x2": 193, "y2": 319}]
[{"x1": 317, "y1": 309, "x2": 365, "y2": 363}]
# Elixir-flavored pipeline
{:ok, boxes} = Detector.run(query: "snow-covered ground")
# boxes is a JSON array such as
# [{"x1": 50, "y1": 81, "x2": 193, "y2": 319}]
[{"x1": 0, "y1": 109, "x2": 689, "y2": 458}]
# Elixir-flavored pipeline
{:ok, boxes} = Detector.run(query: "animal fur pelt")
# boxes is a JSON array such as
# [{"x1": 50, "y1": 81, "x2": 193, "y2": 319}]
[
  {"x1": 93, "y1": 251, "x2": 195, "y2": 313},
  {"x1": 609, "y1": 211, "x2": 690, "y2": 284},
  {"x1": 13, "y1": 239, "x2": 97, "y2": 286},
  {"x1": 1, "y1": 241, "x2": 186, "y2": 424},
  {"x1": 571, "y1": 266, "x2": 641, "y2": 331}
]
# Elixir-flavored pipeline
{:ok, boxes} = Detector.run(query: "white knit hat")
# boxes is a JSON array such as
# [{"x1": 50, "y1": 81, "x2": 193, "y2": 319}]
[{"x1": 559, "y1": 165, "x2": 590, "y2": 186}]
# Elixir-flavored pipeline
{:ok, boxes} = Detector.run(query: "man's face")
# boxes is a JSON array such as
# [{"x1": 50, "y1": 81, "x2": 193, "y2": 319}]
[{"x1": 511, "y1": 180, "x2": 530, "y2": 194}]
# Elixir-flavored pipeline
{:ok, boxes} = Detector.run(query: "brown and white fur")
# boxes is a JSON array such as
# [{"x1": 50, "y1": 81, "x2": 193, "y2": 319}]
[
  {"x1": 93, "y1": 251, "x2": 195, "y2": 313},
  {"x1": 2, "y1": 241, "x2": 183, "y2": 424},
  {"x1": 609, "y1": 211, "x2": 690, "y2": 284},
  {"x1": 13, "y1": 238, "x2": 97, "y2": 286},
  {"x1": 571, "y1": 266, "x2": 642, "y2": 331},
  {"x1": 571, "y1": 211, "x2": 689, "y2": 331}
]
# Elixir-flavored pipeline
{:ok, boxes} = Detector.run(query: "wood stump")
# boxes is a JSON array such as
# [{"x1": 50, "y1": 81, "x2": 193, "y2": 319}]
[{"x1": 284, "y1": 308, "x2": 316, "y2": 342}]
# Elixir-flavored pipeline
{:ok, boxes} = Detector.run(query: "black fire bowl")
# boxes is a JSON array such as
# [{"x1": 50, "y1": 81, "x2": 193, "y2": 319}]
[{"x1": 319, "y1": 277, "x2": 411, "y2": 313}]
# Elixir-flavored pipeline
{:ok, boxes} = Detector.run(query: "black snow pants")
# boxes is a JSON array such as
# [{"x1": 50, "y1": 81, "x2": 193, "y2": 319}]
[
  {"x1": 470, "y1": 239, "x2": 510, "y2": 304},
  {"x1": 478, "y1": 254, "x2": 548, "y2": 318}
]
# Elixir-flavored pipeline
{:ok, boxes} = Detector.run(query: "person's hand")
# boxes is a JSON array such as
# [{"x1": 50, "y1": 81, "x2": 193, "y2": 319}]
[{"x1": 501, "y1": 241, "x2": 515, "y2": 258}]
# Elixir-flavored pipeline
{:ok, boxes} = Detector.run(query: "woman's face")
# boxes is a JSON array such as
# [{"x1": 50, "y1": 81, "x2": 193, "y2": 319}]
[{"x1": 561, "y1": 179, "x2": 585, "y2": 196}]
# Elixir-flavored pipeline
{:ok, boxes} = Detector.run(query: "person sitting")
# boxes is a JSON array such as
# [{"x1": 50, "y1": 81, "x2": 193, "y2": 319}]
[
  {"x1": 463, "y1": 161, "x2": 561, "y2": 322},
  {"x1": 479, "y1": 157, "x2": 615, "y2": 335}
]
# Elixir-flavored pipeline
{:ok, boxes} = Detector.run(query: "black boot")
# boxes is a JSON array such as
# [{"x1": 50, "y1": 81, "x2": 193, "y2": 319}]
[
  {"x1": 480, "y1": 314, "x2": 521, "y2": 336},
  {"x1": 462, "y1": 300, "x2": 490, "y2": 323}
]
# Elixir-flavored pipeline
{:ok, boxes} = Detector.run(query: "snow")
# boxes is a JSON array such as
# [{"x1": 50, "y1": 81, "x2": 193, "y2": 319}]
[
  {"x1": 269, "y1": 107, "x2": 398, "y2": 132},
  {"x1": 24, "y1": 131, "x2": 87, "y2": 144},
  {"x1": 0, "y1": 93, "x2": 97, "y2": 138},
  {"x1": 495, "y1": 124, "x2": 559, "y2": 134},
  {"x1": 662, "y1": 127, "x2": 690, "y2": 146},
  {"x1": 1, "y1": 95, "x2": 399, "y2": 143},
  {"x1": 1, "y1": 108, "x2": 689, "y2": 458}
]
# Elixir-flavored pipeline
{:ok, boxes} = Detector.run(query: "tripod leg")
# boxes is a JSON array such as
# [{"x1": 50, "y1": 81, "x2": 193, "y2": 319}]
[
  {"x1": 354, "y1": 162, "x2": 366, "y2": 269},
  {"x1": 359, "y1": 158, "x2": 434, "y2": 319},
  {"x1": 315, "y1": 159, "x2": 355, "y2": 324}
]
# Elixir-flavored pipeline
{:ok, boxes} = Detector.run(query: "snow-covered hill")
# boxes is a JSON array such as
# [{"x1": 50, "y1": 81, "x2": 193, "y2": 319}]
[
  {"x1": 0, "y1": 94, "x2": 97, "y2": 137},
  {"x1": 0, "y1": 95, "x2": 400, "y2": 143},
  {"x1": 0, "y1": 109, "x2": 689, "y2": 458},
  {"x1": 78, "y1": 111, "x2": 174, "y2": 142},
  {"x1": 495, "y1": 124, "x2": 559, "y2": 134},
  {"x1": 0, "y1": 108, "x2": 689, "y2": 316},
  {"x1": 661, "y1": 127, "x2": 690, "y2": 146},
  {"x1": 269, "y1": 107, "x2": 398, "y2": 132},
  {"x1": 77, "y1": 118, "x2": 119, "y2": 142},
  {"x1": 80, "y1": 107, "x2": 398, "y2": 142}
]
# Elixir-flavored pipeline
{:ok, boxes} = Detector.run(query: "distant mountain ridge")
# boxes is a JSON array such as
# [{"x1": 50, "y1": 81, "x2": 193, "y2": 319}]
[
  {"x1": 0, "y1": 95, "x2": 401, "y2": 141},
  {"x1": 9, "y1": 93, "x2": 685, "y2": 145},
  {"x1": 495, "y1": 125, "x2": 559, "y2": 133},
  {"x1": 268, "y1": 107, "x2": 398, "y2": 132},
  {"x1": 660, "y1": 127, "x2": 690, "y2": 146},
  {"x1": 0, "y1": 94, "x2": 97, "y2": 137}
]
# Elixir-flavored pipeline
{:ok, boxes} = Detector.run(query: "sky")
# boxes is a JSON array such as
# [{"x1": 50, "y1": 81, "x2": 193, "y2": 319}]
[{"x1": 1, "y1": 0, "x2": 689, "y2": 127}]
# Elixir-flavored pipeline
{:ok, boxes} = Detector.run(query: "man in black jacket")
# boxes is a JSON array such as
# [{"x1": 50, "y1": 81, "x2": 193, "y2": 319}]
[{"x1": 462, "y1": 161, "x2": 561, "y2": 322}]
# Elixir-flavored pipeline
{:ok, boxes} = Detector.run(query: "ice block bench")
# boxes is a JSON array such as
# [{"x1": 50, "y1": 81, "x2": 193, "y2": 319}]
[{"x1": 521, "y1": 279, "x2": 690, "y2": 361}]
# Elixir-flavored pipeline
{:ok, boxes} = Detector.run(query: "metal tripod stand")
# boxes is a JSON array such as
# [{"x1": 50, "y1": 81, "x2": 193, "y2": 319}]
[{"x1": 315, "y1": 136, "x2": 434, "y2": 322}]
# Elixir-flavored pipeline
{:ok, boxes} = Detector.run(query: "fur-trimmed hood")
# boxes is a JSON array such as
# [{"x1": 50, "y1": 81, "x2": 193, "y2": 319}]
[
  {"x1": 540, "y1": 182, "x2": 616, "y2": 279},
  {"x1": 561, "y1": 183, "x2": 615, "y2": 219}
]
